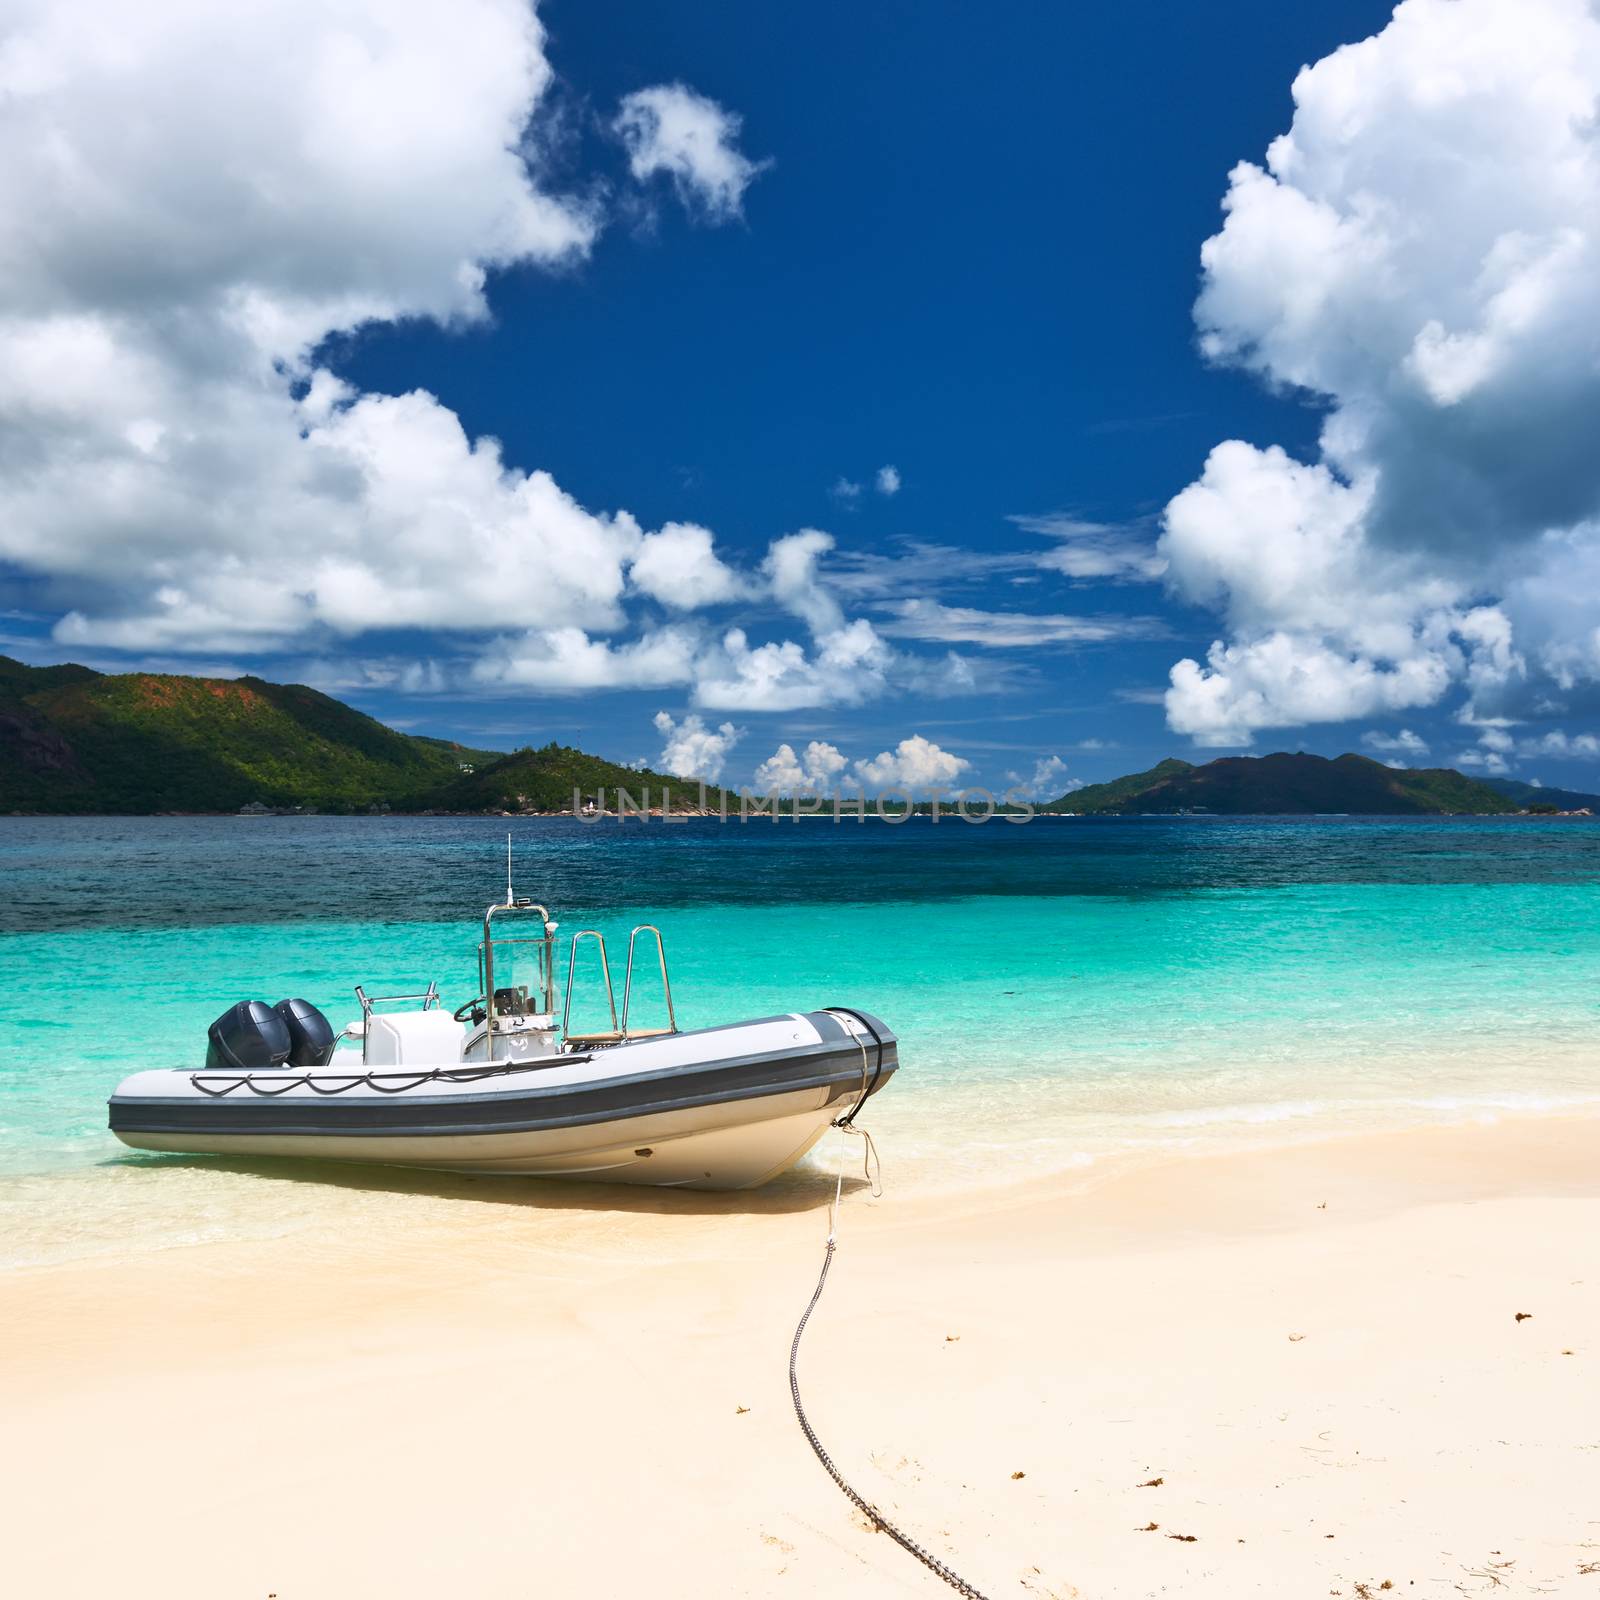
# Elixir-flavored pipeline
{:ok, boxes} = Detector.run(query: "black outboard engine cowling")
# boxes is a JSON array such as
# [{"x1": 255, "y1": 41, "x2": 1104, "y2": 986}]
[
  {"x1": 273, "y1": 998, "x2": 336, "y2": 1068},
  {"x1": 205, "y1": 1000, "x2": 292, "y2": 1072}
]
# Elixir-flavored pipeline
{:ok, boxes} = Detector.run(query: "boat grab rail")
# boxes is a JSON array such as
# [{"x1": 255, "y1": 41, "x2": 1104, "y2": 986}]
[
  {"x1": 352, "y1": 982, "x2": 441, "y2": 1065},
  {"x1": 621, "y1": 924, "x2": 678, "y2": 1037},
  {"x1": 561, "y1": 926, "x2": 680, "y2": 1044},
  {"x1": 562, "y1": 930, "x2": 618, "y2": 1041},
  {"x1": 354, "y1": 982, "x2": 440, "y2": 1014}
]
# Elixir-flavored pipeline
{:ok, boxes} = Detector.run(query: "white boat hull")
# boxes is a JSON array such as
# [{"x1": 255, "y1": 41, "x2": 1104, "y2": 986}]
[
  {"x1": 109, "y1": 1009, "x2": 896, "y2": 1190},
  {"x1": 119, "y1": 1086, "x2": 842, "y2": 1188}
]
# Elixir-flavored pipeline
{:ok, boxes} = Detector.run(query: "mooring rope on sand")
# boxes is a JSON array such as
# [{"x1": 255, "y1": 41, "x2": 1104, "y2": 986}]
[{"x1": 787, "y1": 1015, "x2": 993, "y2": 1600}]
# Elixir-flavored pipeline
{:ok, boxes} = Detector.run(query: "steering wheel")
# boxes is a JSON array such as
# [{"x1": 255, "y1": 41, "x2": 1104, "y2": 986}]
[{"x1": 453, "y1": 996, "x2": 487, "y2": 1024}]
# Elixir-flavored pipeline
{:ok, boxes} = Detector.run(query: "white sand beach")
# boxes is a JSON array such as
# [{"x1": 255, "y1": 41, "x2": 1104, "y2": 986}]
[{"x1": 4, "y1": 1113, "x2": 1598, "y2": 1599}]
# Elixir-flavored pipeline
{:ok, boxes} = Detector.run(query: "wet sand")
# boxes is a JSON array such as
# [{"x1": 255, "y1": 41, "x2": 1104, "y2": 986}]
[{"x1": 4, "y1": 1112, "x2": 1598, "y2": 1598}]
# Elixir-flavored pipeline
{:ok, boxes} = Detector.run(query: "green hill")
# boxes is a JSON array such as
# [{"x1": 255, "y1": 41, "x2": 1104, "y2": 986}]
[
  {"x1": 1047, "y1": 751, "x2": 1520, "y2": 815},
  {"x1": 1481, "y1": 776, "x2": 1600, "y2": 812},
  {"x1": 0, "y1": 655, "x2": 743, "y2": 816},
  {"x1": 1042, "y1": 756, "x2": 1194, "y2": 813},
  {"x1": 0, "y1": 656, "x2": 495, "y2": 814},
  {"x1": 425, "y1": 744, "x2": 735, "y2": 814}
]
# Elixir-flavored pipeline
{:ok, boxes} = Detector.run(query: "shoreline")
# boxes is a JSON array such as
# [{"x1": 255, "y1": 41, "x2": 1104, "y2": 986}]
[
  {"x1": 7, "y1": 1084, "x2": 1600, "y2": 1272},
  {"x1": 6, "y1": 1110, "x2": 1599, "y2": 1596},
  {"x1": 8, "y1": 1081, "x2": 1600, "y2": 1271},
  {"x1": 5, "y1": 808, "x2": 1584, "y2": 819}
]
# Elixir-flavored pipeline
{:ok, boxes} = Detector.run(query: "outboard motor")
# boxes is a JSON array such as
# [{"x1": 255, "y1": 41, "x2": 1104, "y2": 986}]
[
  {"x1": 273, "y1": 998, "x2": 336, "y2": 1068},
  {"x1": 205, "y1": 1000, "x2": 292, "y2": 1072}
]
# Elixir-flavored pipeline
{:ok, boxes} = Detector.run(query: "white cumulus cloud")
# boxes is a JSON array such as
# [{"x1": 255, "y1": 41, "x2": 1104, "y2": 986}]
[
  {"x1": 1005, "y1": 754, "x2": 1081, "y2": 800},
  {"x1": 693, "y1": 619, "x2": 893, "y2": 713},
  {"x1": 752, "y1": 740, "x2": 849, "y2": 794},
  {"x1": 854, "y1": 735, "x2": 969, "y2": 791},
  {"x1": 765, "y1": 529, "x2": 845, "y2": 634},
  {"x1": 875, "y1": 465, "x2": 901, "y2": 496},
  {"x1": 1522, "y1": 729, "x2": 1600, "y2": 760},
  {"x1": 467, "y1": 518, "x2": 938, "y2": 713},
  {"x1": 1160, "y1": 0, "x2": 1600, "y2": 746},
  {"x1": 653, "y1": 710, "x2": 742, "y2": 782},
  {"x1": 1166, "y1": 632, "x2": 1462, "y2": 747},
  {"x1": 614, "y1": 82, "x2": 769, "y2": 223},
  {"x1": 629, "y1": 522, "x2": 747, "y2": 609},
  {"x1": 0, "y1": 0, "x2": 662, "y2": 656},
  {"x1": 1455, "y1": 746, "x2": 1511, "y2": 775},
  {"x1": 471, "y1": 626, "x2": 699, "y2": 692}
]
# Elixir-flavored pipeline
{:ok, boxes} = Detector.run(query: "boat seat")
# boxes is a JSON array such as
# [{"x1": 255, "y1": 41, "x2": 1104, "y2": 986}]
[{"x1": 365, "y1": 1009, "x2": 465, "y2": 1067}]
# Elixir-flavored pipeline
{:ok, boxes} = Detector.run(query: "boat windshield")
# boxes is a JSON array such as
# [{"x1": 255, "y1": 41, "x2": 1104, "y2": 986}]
[{"x1": 479, "y1": 931, "x2": 554, "y2": 1017}]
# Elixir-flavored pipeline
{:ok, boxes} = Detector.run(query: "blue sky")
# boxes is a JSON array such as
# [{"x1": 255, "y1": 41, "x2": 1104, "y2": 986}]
[
  {"x1": 326, "y1": 0, "x2": 1378, "y2": 775},
  {"x1": 3, "y1": 0, "x2": 1599, "y2": 794}
]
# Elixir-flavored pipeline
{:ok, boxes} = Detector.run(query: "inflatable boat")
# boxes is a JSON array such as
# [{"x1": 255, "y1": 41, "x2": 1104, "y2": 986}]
[{"x1": 107, "y1": 887, "x2": 896, "y2": 1190}]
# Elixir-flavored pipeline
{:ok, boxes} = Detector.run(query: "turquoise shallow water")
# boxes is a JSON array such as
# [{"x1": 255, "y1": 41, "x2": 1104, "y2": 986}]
[{"x1": 3, "y1": 815, "x2": 1599, "y2": 1259}]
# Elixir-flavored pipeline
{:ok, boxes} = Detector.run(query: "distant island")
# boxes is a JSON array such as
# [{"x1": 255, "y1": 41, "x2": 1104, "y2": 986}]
[
  {"x1": 1044, "y1": 752, "x2": 1596, "y2": 817},
  {"x1": 0, "y1": 655, "x2": 715, "y2": 816},
  {"x1": 2, "y1": 656, "x2": 1595, "y2": 817}
]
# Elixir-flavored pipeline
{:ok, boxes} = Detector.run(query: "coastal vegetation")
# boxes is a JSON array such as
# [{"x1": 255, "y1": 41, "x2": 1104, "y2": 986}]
[
  {"x1": 1045, "y1": 751, "x2": 1531, "y2": 815},
  {"x1": 0, "y1": 656, "x2": 485, "y2": 814},
  {"x1": 425, "y1": 746, "x2": 735, "y2": 815},
  {"x1": 1480, "y1": 776, "x2": 1600, "y2": 812},
  {"x1": 0, "y1": 656, "x2": 731, "y2": 816}
]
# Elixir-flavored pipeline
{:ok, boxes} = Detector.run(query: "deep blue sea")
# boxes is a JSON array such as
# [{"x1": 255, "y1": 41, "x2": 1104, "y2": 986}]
[{"x1": 3, "y1": 814, "x2": 1598, "y2": 1263}]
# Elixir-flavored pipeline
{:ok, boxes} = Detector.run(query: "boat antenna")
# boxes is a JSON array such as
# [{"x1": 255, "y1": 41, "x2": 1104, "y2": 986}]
[{"x1": 506, "y1": 831, "x2": 513, "y2": 904}]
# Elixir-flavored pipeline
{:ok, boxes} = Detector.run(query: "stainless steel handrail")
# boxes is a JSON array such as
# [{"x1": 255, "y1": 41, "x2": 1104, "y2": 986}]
[
  {"x1": 353, "y1": 982, "x2": 440, "y2": 1014},
  {"x1": 561, "y1": 930, "x2": 618, "y2": 1039},
  {"x1": 352, "y1": 982, "x2": 440, "y2": 1064},
  {"x1": 620, "y1": 924, "x2": 677, "y2": 1036}
]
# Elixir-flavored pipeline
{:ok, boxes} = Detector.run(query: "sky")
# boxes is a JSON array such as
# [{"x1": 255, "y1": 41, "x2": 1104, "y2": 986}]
[{"x1": 2, "y1": 0, "x2": 1599, "y2": 796}]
